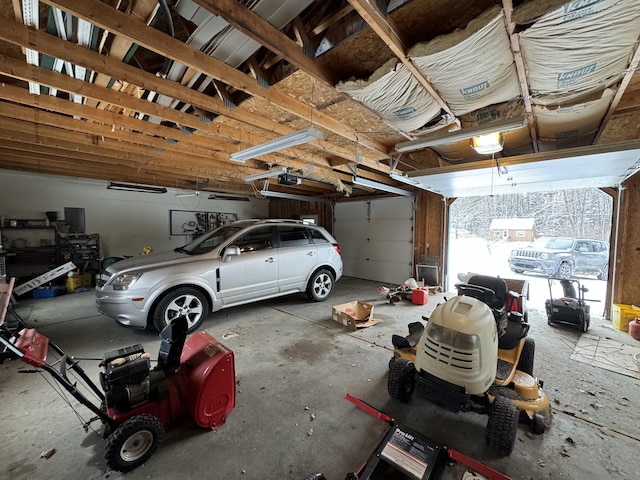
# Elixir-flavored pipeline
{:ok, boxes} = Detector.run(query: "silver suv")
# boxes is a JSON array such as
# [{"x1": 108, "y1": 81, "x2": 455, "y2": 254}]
[
  {"x1": 508, "y1": 237, "x2": 609, "y2": 279},
  {"x1": 96, "y1": 219, "x2": 343, "y2": 332}
]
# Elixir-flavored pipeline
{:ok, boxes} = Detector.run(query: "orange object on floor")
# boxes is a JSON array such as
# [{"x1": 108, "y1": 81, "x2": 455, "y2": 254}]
[{"x1": 412, "y1": 287, "x2": 429, "y2": 305}]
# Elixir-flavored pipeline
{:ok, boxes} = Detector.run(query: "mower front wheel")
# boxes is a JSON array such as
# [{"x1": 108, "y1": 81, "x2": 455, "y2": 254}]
[
  {"x1": 516, "y1": 338, "x2": 535, "y2": 376},
  {"x1": 106, "y1": 414, "x2": 164, "y2": 472},
  {"x1": 485, "y1": 396, "x2": 518, "y2": 456},
  {"x1": 388, "y1": 358, "x2": 416, "y2": 403}
]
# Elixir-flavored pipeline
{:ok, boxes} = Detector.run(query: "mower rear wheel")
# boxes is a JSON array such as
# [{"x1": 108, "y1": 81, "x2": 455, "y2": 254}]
[
  {"x1": 516, "y1": 338, "x2": 535, "y2": 376},
  {"x1": 388, "y1": 358, "x2": 416, "y2": 403},
  {"x1": 106, "y1": 414, "x2": 164, "y2": 472},
  {"x1": 485, "y1": 396, "x2": 518, "y2": 456},
  {"x1": 581, "y1": 315, "x2": 590, "y2": 333},
  {"x1": 153, "y1": 287, "x2": 209, "y2": 333}
]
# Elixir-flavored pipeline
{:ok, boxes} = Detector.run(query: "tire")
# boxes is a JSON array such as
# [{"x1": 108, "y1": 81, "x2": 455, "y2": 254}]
[
  {"x1": 106, "y1": 414, "x2": 164, "y2": 472},
  {"x1": 581, "y1": 315, "x2": 590, "y2": 333},
  {"x1": 152, "y1": 287, "x2": 209, "y2": 333},
  {"x1": 387, "y1": 358, "x2": 415, "y2": 403},
  {"x1": 485, "y1": 396, "x2": 519, "y2": 456},
  {"x1": 556, "y1": 262, "x2": 572, "y2": 279},
  {"x1": 306, "y1": 269, "x2": 335, "y2": 302},
  {"x1": 597, "y1": 263, "x2": 608, "y2": 281},
  {"x1": 516, "y1": 338, "x2": 535, "y2": 376},
  {"x1": 531, "y1": 413, "x2": 546, "y2": 434}
]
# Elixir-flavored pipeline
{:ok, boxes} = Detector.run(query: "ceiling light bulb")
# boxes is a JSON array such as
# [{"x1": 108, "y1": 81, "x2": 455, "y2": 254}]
[{"x1": 472, "y1": 132, "x2": 503, "y2": 154}]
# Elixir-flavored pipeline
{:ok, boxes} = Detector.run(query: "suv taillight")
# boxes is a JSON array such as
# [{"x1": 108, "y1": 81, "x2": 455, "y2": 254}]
[{"x1": 332, "y1": 243, "x2": 341, "y2": 255}]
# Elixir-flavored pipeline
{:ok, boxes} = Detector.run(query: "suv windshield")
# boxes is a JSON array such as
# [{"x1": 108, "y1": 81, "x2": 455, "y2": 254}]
[
  {"x1": 530, "y1": 238, "x2": 573, "y2": 250},
  {"x1": 178, "y1": 222, "x2": 253, "y2": 255}
]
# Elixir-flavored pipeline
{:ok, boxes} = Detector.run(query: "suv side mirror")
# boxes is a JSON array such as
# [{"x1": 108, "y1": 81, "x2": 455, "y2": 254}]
[{"x1": 222, "y1": 245, "x2": 241, "y2": 263}]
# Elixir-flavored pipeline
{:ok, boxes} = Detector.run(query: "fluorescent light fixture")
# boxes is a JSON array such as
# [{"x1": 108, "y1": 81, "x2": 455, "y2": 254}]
[
  {"x1": 230, "y1": 127, "x2": 324, "y2": 162},
  {"x1": 472, "y1": 132, "x2": 503, "y2": 154},
  {"x1": 352, "y1": 176, "x2": 414, "y2": 197},
  {"x1": 243, "y1": 167, "x2": 288, "y2": 183},
  {"x1": 107, "y1": 181, "x2": 167, "y2": 194},
  {"x1": 175, "y1": 191, "x2": 201, "y2": 198},
  {"x1": 259, "y1": 190, "x2": 333, "y2": 205},
  {"x1": 208, "y1": 193, "x2": 249, "y2": 201},
  {"x1": 390, "y1": 171, "x2": 422, "y2": 186},
  {"x1": 395, "y1": 117, "x2": 526, "y2": 153}
]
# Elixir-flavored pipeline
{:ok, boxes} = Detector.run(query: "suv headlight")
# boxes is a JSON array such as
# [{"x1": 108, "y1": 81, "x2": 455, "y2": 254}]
[
  {"x1": 110, "y1": 273, "x2": 142, "y2": 291},
  {"x1": 540, "y1": 252, "x2": 549, "y2": 259}
]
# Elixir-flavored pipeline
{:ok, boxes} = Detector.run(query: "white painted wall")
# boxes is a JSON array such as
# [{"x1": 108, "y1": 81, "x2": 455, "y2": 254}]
[{"x1": 0, "y1": 170, "x2": 268, "y2": 257}]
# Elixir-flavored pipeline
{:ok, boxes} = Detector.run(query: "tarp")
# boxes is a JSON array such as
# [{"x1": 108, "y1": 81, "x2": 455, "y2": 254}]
[
  {"x1": 520, "y1": 0, "x2": 640, "y2": 98},
  {"x1": 336, "y1": 59, "x2": 442, "y2": 133},
  {"x1": 408, "y1": 7, "x2": 521, "y2": 116}
]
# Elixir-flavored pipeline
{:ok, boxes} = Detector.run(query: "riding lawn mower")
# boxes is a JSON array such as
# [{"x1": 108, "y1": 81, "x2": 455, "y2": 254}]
[
  {"x1": 388, "y1": 275, "x2": 551, "y2": 456},
  {"x1": 0, "y1": 315, "x2": 236, "y2": 472}
]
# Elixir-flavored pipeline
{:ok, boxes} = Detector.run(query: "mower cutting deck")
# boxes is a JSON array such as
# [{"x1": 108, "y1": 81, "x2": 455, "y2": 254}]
[{"x1": 0, "y1": 316, "x2": 236, "y2": 472}]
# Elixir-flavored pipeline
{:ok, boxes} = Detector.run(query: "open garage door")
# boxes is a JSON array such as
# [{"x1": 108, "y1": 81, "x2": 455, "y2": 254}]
[{"x1": 335, "y1": 197, "x2": 414, "y2": 285}]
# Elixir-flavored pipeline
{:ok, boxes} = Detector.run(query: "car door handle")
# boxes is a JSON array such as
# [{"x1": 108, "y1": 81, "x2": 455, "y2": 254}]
[
  {"x1": 265, "y1": 257, "x2": 275, "y2": 263},
  {"x1": 307, "y1": 251, "x2": 315, "y2": 256}
]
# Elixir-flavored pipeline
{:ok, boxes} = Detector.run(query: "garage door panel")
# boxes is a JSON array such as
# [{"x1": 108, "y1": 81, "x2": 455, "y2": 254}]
[{"x1": 335, "y1": 197, "x2": 414, "y2": 284}]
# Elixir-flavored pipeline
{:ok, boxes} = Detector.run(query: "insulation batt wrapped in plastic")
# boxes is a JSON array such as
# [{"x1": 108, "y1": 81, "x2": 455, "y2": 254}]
[
  {"x1": 519, "y1": 0, "x2": 640, "y2": 99},
  {"x1": 407, "y1": 7, "x2": 521, "y2": 116},
  {"x1": 335, "y1": 58, "x2": 442, "y2": 133}
]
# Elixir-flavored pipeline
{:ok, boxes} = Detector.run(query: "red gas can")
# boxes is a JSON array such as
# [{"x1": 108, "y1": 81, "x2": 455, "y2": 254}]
[
  {"x1": 629, "y1": 318, "x2": 640, "y2": 341},
  {"x1": 412, "y1": 287, "x2": 429, "y2": 305}
]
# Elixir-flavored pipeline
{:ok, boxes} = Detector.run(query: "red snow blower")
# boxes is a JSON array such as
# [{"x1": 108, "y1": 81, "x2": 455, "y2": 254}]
[{"x1": 0, "y1": 315, "x2": 235, "y2": 472}]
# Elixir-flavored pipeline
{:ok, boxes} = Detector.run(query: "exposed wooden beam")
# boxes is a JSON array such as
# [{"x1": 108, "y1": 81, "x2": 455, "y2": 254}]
[
  {"x1": 0, "y1": 16, "x2": 385, "y2": 169},
  {"x1": 594, "y1": 41, "x2": 640, "y2": 143},
  {"x1": 346, "y1": 0, "x2": 457, "y2": 123},
  {"x1": 192, "y1": 0, "x2": 338, "y2": 84},
  {"x1": 0, "y1": 84, "x2": 337, "y2": 175},
  {"x1": 502, "y1": 0, "x2": 539, "y2": 153},
  {"x1": 42, "y1": 0, "x2": 390, "y2": 158},
  {"x1": 195, "y1": 0, "x2": 411, "y2": 140}
]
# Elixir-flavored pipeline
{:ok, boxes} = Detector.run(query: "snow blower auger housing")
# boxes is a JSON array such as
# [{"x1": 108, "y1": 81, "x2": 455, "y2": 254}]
[
  {"x1": 388, "y1": 275, "x2": 551, "y2": 457},
  {"x1": 0, "y1": 315, "x2": 236, "y2": 472}
]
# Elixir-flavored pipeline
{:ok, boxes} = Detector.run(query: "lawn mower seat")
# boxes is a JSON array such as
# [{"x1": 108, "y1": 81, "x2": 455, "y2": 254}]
[
  {"x1": 464, "y1": 275, "x2": 509, "y2": 337},
  {"x1": 392, "y1": 322, "x2": 425, "y2": 349},
  {"x1": 498, "y1": 312, "x2": 530, "y2": 350},
  {"x1": 156, "y1": 315, "x2": 188, "y2": 374}
]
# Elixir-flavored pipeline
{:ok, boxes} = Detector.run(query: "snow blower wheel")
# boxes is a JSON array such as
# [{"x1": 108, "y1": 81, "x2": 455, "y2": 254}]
[{"x1": 106, "y1": 414, "x2": 164, "y2": 472}]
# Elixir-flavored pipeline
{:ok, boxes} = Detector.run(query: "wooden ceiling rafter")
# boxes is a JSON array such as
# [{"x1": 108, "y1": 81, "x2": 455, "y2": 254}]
[
  {"x1": 346, "y1": 0, "x2": 457, "y2": 125},
  {"x1": 0, "y1": 85, "x2": 388, "y2": 186},
  {"x1": 502, "y1": 0, "x2": 538, "y2": 153},
  {"x1": 42, "y1": 0, "x2": 390, "y2": 158},
  {"x1": 594, "y1": 40, "x2": 640, "y2": 143},
  {"x1": 194, "y1": 0, "x2": 413, "y2": 143},
  {"x1": 0, "y1": 16, "x2": 390, "y2": 173}
]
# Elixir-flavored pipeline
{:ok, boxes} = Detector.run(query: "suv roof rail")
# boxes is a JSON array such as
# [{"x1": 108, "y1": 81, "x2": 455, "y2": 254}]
[{"x1": 258, "y1": 219, "x2": 307, "y2": 225}]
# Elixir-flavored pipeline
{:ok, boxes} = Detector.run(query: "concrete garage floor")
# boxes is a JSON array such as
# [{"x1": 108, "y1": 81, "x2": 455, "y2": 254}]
[{"x1": 1, "y1": 277, "x2": 639, "y2": 480}]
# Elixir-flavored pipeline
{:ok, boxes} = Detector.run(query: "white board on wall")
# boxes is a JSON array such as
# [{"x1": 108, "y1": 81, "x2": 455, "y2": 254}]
[{"x1": 334, "y1": 197, "x2": 414, "y2": 285}]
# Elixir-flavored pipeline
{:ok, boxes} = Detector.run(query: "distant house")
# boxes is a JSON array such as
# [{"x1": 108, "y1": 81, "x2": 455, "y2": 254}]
[{"x1": 489, "y1": 218, "x2": 535, "y2": 242}]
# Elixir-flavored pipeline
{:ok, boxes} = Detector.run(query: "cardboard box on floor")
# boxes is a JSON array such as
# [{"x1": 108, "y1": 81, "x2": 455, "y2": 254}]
[{"x1": 332, "y1": 301, "x2": 381, "y2": 331}]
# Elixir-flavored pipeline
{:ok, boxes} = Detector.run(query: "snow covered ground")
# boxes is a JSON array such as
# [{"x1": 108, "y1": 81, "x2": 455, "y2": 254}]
[{"x1": 447, "y1": 237, "x2": 608, "y2": 314}]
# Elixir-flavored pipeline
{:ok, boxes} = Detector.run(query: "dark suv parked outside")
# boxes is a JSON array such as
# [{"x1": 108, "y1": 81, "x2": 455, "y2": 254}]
[{"x1": 508, "y1": 237, "x2": 609, "y2": 279}]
